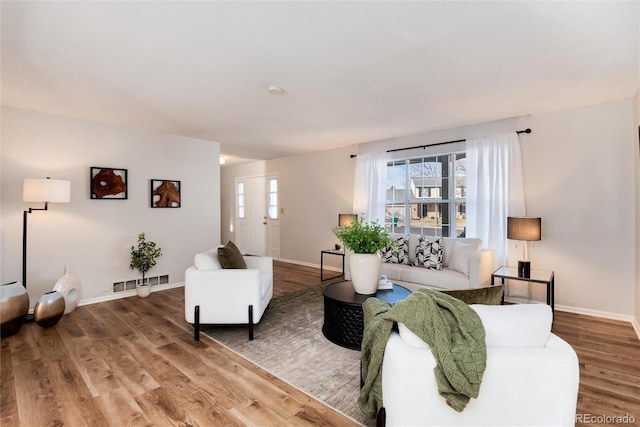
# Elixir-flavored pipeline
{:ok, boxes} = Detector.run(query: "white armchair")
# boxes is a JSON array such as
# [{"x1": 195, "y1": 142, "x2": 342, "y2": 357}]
[
  {"x1": 184, "y1": 248, "x2": 273, "y2": 341},
  {"x1": 379, "y1": 304, "x2": 579, "y2": 426}
]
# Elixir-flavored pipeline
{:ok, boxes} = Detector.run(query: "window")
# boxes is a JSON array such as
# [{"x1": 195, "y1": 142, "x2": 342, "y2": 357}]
[
  {"x1": 385, "y1": 152, "x2": 466, "y2": 237},
  {"x1": 268, "y1": 178, "x2": 278, "y2": 220},
  {"x1": 237, "y1": 182, "x2": 245, "y2": 219}
]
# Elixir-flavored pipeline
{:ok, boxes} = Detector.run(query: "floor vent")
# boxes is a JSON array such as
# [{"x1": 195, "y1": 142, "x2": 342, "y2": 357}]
[{"x1": 112, "y1": 274, "x2": 169, "y2": 293}]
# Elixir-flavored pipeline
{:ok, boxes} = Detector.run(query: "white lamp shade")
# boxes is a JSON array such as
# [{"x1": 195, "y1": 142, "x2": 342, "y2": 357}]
[{"x1": 23, "y1": 178, "x2": 71, "y2": 203}]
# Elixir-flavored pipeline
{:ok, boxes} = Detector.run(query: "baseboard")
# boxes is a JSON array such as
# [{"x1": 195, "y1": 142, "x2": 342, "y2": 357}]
[
  {"x1": 553, "y1": 303, "x2": 633, "y2": 322},
  {"x1": 557, "y1": 304, "x2": 639, "y2": 341},
  {"x1": 279, "y1": 258, "x2": 342, "y2": 273},
  {"x1": 633, "y1": 317, "x2": 640, "y2": 340},
  {"x1": 76, "y1": 282, "x2": 184, "y2": 308}
]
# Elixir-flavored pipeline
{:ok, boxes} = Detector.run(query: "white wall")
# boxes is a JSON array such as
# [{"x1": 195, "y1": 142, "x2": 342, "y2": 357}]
[
  {"x1": 360, "y1": 100, "x2": 637, "y2": 319},
  {"x1": 222, "y1": 100, "x2": 636, "y2": 318},
  {"x1": 521, "y1": 101, "x2": 635, "y2": 318},
  {"x1": 1, "y1": 107, "x2": 220, "y2": 307},
  {"x1": 221, "y1": 146, "x2": 355, "y2": 270}
]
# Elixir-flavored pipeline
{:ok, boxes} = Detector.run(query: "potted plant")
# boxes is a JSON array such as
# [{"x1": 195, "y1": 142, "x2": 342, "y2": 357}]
[
  {"x1": 129, "y1": 232, "x2": 162, "y2": 298},
  {"x1": 332, "y1": 217, "x2": 393, "y2": 294}
]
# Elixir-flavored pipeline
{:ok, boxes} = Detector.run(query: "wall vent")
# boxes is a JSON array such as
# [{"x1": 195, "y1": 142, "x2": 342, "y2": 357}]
[{"x1": 112, "y1": 274, "x2": 169, "y2": 293}]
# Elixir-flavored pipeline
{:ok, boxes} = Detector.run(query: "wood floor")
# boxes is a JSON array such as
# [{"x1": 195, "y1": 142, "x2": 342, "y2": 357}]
[
  {"x1": 552, "y1": 311, "x2": 640, "y2": 426},
  {"x1": 2, "y1": 261, "x2": 639, "y2": 426}
]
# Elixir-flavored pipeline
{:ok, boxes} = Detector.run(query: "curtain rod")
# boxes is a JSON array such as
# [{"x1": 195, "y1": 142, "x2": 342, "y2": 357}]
[{"x1": 349, "y1": 128, "x2": 532, "y2": 158}]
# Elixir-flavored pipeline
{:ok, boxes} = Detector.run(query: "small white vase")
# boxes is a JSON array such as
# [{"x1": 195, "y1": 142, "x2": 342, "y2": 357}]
[
  {"x1": 53, "y1": 266, "x2": 80, "y2": 314},
  {"x1": 350, "y1": 252, "x2": 382, "y2": 295}
]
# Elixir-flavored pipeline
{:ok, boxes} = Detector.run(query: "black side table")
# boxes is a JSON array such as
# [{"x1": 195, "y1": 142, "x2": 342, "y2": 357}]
[
  {"x1": 322, "y1": 281, "x2": 411, "y2": 350},
  {"x1": 491, "y1": 266, "x2": 555, "y2": 312},
  {"x1": 320, "y1": 249, "x2": 345, "y2": 281}
]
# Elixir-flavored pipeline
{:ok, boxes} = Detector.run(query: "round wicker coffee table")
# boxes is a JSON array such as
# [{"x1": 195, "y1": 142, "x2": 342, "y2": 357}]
[{"x1": 321, "y1": 281, "x2": 411, "y2": 350}]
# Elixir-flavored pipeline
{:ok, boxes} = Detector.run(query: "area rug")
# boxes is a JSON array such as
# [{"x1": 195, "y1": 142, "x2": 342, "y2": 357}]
[{"x1": 200, "y1": 285, "x2": 374, "y2": 426}]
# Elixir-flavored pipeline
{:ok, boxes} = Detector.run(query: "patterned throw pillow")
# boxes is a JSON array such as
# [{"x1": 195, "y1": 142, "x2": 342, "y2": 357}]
[
  {"x1": 414, "y1": 236, "x2": 443, "y2": 270},
  {"x1": 382, "y1": 235, "x2": 410, "y2": 265}
]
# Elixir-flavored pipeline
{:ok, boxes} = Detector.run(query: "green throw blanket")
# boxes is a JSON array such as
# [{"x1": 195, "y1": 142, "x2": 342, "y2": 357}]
[{"x1": 359, "y1": 288, "x2": 487, "y2": 418}]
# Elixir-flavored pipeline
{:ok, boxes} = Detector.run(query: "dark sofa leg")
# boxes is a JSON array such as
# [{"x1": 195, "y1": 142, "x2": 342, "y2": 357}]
[
  {"x1": 376, "y1": 407, "x2": 386, "y2": 427},
  {"x1": 194, "y1": 305, "x2": 200, "y2": 341},
  {"x1": 248, "y1": 305, "x2": 254, "y2": 341}
]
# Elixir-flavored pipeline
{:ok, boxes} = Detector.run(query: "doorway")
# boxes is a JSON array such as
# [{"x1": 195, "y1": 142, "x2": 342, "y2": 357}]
[{"x1": 235, "y1": 175, "x2": 280, "y2": 258}]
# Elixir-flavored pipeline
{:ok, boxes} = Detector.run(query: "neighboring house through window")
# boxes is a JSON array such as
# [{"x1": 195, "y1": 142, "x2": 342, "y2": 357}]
[{"x1": 386, "y1": 152, "x2": 466, "y2": 237}]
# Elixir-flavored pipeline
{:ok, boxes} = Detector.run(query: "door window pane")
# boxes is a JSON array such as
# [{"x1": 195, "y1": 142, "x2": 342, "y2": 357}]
[
  {"x1": 268, "y1": 178, "x2": 278, "y2": 220},
  {"x1": 238, "y1": 182, "x2": 245, "y2": 219}
]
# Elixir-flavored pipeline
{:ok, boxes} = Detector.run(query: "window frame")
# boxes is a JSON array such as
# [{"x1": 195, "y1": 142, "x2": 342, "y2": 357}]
[{"x1": 385, "y1": 150, "x2": 466, "y2": 237}]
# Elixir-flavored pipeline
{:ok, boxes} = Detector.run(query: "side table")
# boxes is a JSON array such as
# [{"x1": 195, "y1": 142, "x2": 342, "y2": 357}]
[
  {"x1": 320, "y1": 249, "x2": 345, "y2": 281},
  {"x1": 491, "y1": 266, "x2": 555, "y2": 312}
]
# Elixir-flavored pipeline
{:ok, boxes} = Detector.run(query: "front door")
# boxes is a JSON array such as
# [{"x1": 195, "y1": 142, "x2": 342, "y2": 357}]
[{"x1": 236, "y1": 176, "x2": 267, "y2": 256}]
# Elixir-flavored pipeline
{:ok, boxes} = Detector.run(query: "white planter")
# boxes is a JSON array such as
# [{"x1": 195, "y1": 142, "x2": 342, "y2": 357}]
[
  {"x1": 136, "y1": 279, "x2": 151, "y2": 298},
  {"x1": 350, "y1": 253, "x2": 382, "y2": 295}
]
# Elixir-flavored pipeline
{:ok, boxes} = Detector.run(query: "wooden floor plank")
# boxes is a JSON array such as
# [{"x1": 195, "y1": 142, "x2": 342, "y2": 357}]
[
  {"x1": 0, "y1": 340, "x2": 19, "y2": 427},
  {"x1": 552, "y1": 309, "x2": 640, "y2": 424},
  {"x1": 134, "y1": 387, "x2": 200, "y2": 427},
  {"x1": 96, "y1": 386, "x2": 153, "y2": 427},
  {"x1": 44, "y1": 357, "x2": 110, "y2": 427},
  {"x1": 12, "y1": 359, "x2": 64, "y2": 426},
  {"x1": 93, "y1": 337, "x2": 161, "y2": 397},
  {"x1": 1, "y1": 261, "x2": 638, "y2": 426}
]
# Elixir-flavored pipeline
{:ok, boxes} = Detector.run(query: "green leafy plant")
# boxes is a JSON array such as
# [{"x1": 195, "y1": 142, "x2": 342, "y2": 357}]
[
  {"x1": 332, "y1": 217, "x2": 394, "y2": 254},
  {"x1": 129, "y1": 232, "x2": 162, "y2": 284}
]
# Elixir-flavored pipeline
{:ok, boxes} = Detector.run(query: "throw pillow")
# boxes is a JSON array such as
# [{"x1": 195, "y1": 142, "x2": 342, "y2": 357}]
[
  {"x1": 448, "y1": 240, "x2": 480, "y2": 275},
  {"x1": 194, "y1": 248, "x2": 223, "y2": 270},
  {"x1": 438, "y1": 285, "x2": 505, "y2": 305},
  {"x1": 414, "y1": 236, "x2": 443, "y2": 270},
  {"x1": 382, "y1": 235, "x2": 410, "y2": 265},
  {"x1": 217, "y1": 241, "x2": 247, "y2": 269}
]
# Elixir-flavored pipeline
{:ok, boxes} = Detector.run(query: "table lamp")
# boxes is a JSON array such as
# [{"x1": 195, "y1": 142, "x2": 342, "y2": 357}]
[
  {"x1": 338, "y1": 214, "x2": 357, "y2": 228},
  {"x1": 507, "y1": 216, "x2": 541, "y2": 278}
]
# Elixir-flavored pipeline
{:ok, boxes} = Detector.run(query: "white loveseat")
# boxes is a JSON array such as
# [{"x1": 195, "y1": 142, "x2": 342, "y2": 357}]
[
  {"x1": 380, "y1": 235, "x2": 494, "y2": 291},
  {"x1": 380, "y1": 304, "x2": 579, "y2": 426},
  {"x1": 184, "y1": 248, "x2": 273, "y2": 341}
]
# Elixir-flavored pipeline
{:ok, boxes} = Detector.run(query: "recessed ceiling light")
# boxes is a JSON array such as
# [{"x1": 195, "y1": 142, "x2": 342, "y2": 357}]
[{"x1": 267, "y1": 85, "x2": 283, "y2": 95}]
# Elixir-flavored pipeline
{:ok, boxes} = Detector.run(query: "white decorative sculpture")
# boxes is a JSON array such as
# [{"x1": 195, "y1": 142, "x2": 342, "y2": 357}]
[{"x1": 53, "y1": 266, "x2": 80, "y2": 314}]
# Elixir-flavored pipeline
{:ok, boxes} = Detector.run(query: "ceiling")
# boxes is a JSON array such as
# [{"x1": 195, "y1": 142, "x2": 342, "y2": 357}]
[{"x1": 2, "y1": 1, "x2": 638, "y2": 165}]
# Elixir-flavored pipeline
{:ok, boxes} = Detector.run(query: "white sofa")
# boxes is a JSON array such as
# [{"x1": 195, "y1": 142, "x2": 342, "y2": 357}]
[
  {"x1": 184, "y1": 248, "x2": 273, "y2": 340},
  {"x1": 380, "y1": 235, "x2": 494, "y2": 291},
  {"x1": 380, "y1": 304, "x2": 579, "y2": 426}
]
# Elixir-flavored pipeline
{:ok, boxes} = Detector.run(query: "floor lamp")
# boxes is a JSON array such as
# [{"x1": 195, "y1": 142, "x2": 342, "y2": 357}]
[{"x1": 22, "y1": 178, "x2": 71, "y2": 311}]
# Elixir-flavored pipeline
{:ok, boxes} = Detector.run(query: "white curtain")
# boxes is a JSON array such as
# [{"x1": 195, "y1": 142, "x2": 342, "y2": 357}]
[
  {"x1": 466, "y1": 132, "x2": 525, "y2": 268},
  {"x1": 353, "y1": 152, "x2": 388, "y2": 225}
]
